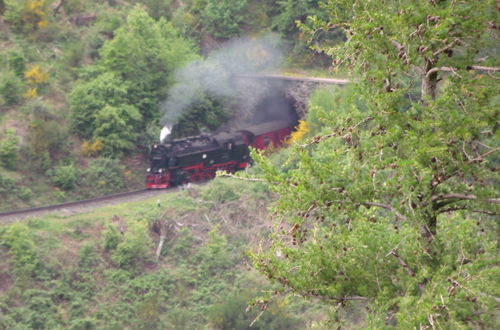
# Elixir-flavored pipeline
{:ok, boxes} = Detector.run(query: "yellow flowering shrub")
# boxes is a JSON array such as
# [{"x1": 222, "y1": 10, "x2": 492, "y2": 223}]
[
  {"x1": 24, "y1": 64, "x2": 49, "y2": 85},
  {"x1": 23, "y1": 64, "x2": 49, "y2": 98},
  {"x1": 287, "y1": 120, "x2": 309, "y2": 144},
  {"x1": 81, "y1": 139, "x2": 104, "y2": 157},
  {"x1": 24, "y1": 0, "x2": 48, "y2": 30}
]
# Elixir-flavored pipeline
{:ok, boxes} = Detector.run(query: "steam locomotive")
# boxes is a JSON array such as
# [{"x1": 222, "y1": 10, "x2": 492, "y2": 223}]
[{"x1": 146, "y1": 120, "x2": 296, "y2": 189}]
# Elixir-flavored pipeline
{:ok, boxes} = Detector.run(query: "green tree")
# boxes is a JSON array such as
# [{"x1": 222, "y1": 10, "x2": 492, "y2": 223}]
[
  {"x1": 99, "y1": 6, "x2": 197, "y2": 122},
  {"x1": 252, "y1": 1, "x2": 499, "y2": 328},
  {"x1": 69, "y1": 72, "x2": 131, "y2": 138},
  {"x1": 69, "y1": 6, "x2": 197, "y2": 157},
  {"x1": 190, "y1": 0, "x2": 248, "y2": 39},
  {"x1": 93, "y1": 104, "x2": 142, "y2": 156},
  {"x1": 272, "y1": 0, "x2": 320, "y2": 36}
]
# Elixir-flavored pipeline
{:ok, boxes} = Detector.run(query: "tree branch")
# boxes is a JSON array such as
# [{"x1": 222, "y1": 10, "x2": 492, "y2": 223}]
[
  {"x1": 439, "y1": 206, "x2": 498, "y2": 216},
  {"x1": 386, "y1": 249, "x2": 415, "y2": 277},
  {"x1": 468, "y1": 65, "x2": 500, "y2": 72},
  {"x1": 299, "y1": 116, "x2": 373, "y2": 147},
  {"x1": 425, "y1": 65, "x2": 500, "y2": 78},
  {"x1": 432, "y1": 193, "x2": 500, "y2": 204},
  {"x1": 432, "y1": 39, "x2": 460, "y2": 57},
  {"x1": 363, "y1": 202, "x2": 407, "y2": 221},
  {"x1": 425, "y1": 66, "x2": 459, "y2": 78}
]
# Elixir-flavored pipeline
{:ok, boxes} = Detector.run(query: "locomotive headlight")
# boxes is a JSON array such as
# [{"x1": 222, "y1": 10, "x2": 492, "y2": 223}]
[
  {"x1": 147, "y1": 168, "x2": 151, "y2": 172},
  {"x1": 159, "y1": 169, "x2": 163, "y2": 173}
]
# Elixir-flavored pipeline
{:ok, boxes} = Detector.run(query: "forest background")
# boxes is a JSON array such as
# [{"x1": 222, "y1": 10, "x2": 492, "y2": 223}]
[{"x1": 0, "y1": 0, "x2": 498, "y2": 329}]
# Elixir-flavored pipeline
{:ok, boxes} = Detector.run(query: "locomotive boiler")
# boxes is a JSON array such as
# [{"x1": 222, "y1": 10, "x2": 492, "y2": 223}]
[{"x1": 146, "y1": 120, "x2": 295, "y2": 189}]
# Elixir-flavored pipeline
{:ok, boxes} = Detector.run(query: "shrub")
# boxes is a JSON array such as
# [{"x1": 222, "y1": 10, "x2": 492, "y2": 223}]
[
  {"x1": 92, "y1": 104, "x2": 141, "y2": 157},
  {"x1": 23, "y1": 63, "x2": 49, "y2": 98},
  {"x1": 0, "y1": 129, "x2": 20, "y2": 170},
  {"x1": 78, "y1": 243, "x2": 98, "y2": 269},
  {"x1": 25, "y1": 103, "x2": 70, "y2": 165},
  {"x1": 18, "y1": 186, "x2": 33, "y2": 201},
  {"x1": 7, "y1": 50, "x2": 26, "y2": 77},
  {"x1": 50, "y1": 163, "x2": 77, "y2": 191},
  {"x1": 200, "y1": 179, "x2": 239, "y2": 204},
  {"x1": 0, "y1": 222, "x2": 42, "y2": 278},
  {"x1": 102, "y1": 223, "x2": 121, "y2": 252},
  {"x1": 80, "y1": 158, "x2": 125, "y2": 194},
  {"x1": 80, "y1": 139, "x2": 103, "y2": 157},
  {"x1": 0, "y1": 70, "x2": 24, "y2": 107},
  {"x1": 0, "y1": 172, "x2": 18, "y2": 194},
  {"x1": 4, "y1": 0, "x2": 49, "y2": 33},
  {"x1": 111, "y1": 220, "x2": 151, "y2": 269}
]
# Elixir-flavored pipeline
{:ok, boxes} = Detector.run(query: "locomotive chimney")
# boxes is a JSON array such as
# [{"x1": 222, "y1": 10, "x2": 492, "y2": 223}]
[{"x1": 160, "y1": 124, "x2": 172, "y2": 143}]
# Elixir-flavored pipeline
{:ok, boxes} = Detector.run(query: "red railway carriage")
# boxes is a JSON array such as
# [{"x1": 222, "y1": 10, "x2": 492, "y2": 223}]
[
  {"x1": 239, "y1": 120, "x2": 295, "y2": 150},
  {"x1": 146, "y1": 120, "x2": 297, "y2": 189}
]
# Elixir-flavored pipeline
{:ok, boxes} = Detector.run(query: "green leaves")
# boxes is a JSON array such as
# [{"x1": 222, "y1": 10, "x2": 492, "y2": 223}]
[
  {"x1": 69, "y1": 6, "x2": 197, "y2": 158},
  {"x1": 192, "y1": 0, "x2": 248, "y2": 39},
  {"x1": 253, "y1": 1, "x2": 499, "y2": 324}
]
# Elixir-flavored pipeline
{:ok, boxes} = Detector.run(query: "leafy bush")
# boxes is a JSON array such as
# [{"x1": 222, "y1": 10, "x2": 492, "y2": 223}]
[
  {"x1": 0, "y1": 222, "x2": 42, "y2": 278},
  {"x1": 7, "y1": 50, "x2": 26, "y2": 77},
  {"x1": 0, "y1": 70, "x2": 25, "y2": 107},
  {"x1": 111, "y1": 220, "x2": 151, "y2": 269},
  {"x1": 102, "y1": 223, "x2": 121, "y2": 251},
  {"x1": 69, "y1": 72, "x2": 130, "y2": 138},
  {"x1": 4, "y1": 0, "x2": 50, "y2": 33},
  {"x1": 200, "y1": 179, "x2": 240, "y2": 204},
  {"x1": 69, "y1": 317, "x2": 97, "y2": 330},
  {"x1": 62, "y1": 41, "x2": 86, "y2": 68},
  {"x1": 0, "y1": 172, "x2": 18, "y2": 195},
  {"x1": 25, "y1": 101, "x2": 70, "y2": 164},
  {"x1": 18, "y1": 186, "x2": 33, "y2": 201},
  {"x1": 93, "y1": 104, "x2": 142, "y2": 157},
  {"x1": 50, "y1": 163, "x2": 77, "y2": 190},
  {"x1": 0, "y1": 129, "x2": 20, "y2": 170},
  {"x1": 80, "y1": 158, "x2": 125, "y2": 194},
  {"x1": 80, "y1": 139, "x2": 103, "y2": 157}
]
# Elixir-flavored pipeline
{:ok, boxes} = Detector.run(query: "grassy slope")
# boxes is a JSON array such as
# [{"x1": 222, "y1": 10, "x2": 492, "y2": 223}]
[{"x1": 0, "y1": 178, "x2": 326, "y2": 329}]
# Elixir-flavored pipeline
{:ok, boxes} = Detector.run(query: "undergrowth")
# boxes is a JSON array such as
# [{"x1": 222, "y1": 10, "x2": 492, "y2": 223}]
[{"x1": 0, "y1": 178, "x2": 324, "y2": 329}]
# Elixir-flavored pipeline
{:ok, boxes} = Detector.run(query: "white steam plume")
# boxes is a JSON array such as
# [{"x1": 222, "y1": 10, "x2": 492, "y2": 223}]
[{"x1": 160, "y1": 35, "x2": 284, "y2": 135}]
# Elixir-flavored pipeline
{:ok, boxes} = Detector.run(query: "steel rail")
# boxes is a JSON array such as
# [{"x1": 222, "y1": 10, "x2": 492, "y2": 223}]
[
  {"x1": 237, "y1": 73, "x2": 350, "y2": 85},
  {"x1": 0, "y1": 189, "x2": 162, "y2": 222}
]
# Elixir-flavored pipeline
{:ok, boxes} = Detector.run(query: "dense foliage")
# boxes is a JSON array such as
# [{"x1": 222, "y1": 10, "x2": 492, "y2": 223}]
[
  {"x1": 0, "y1": 180, "x2": 312, "y2": 329},
  {"x1": 69, "y1": 6, "x2": 197, "y2": 156},
  {"x1": 252, "y1": 0, "x2": 499, "y2": 327}
]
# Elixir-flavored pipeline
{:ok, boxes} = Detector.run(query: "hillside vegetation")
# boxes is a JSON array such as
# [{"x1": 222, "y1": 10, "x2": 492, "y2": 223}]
[
  {"x1": 0, "y1": 0, "x2": 330, "y2": 211},
  {"x1": 0, "y1": 0, "x2": 498, "y2": 329},
  {"x1": 0, "y1": 178, "x2": 326, "y2": 329}
]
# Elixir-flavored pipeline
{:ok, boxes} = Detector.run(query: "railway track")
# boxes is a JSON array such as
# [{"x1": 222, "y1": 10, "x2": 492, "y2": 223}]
[
  {"x1": 0, "y1": 189, "x2": 169, "y2": 223},
  {"x1": 238, "y1": 73, "x2": 350, "y2": 85}
]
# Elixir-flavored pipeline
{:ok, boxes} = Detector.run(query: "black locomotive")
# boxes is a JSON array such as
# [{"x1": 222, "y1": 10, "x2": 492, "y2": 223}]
[{"x1": 146, "y1": 120, "x2": 295, "y2": 189}]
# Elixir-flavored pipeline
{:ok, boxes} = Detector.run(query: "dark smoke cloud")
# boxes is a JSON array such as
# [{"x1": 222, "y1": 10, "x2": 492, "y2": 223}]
[{"x1": 160, "y1": 35, "x2": 284, "y2": 130}]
